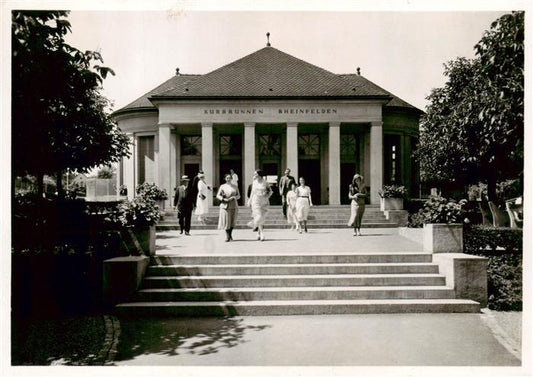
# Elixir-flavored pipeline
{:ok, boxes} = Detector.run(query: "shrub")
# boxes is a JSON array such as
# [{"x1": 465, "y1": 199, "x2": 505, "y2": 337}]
[
  {"x1": 378, "y1": 185, "x2": 407, "y2": 198},
  {"x1": 464, "y1": 225, "x2": 523, "y2": 311},
  {"x1": 485, "y1": 253, "x2": 522, "y2": 311},
  {"x1": 135, "y1": 182, "x2": 168, "y2": 201},
  {"x1": 113, "y1": 196, "x2": 161, "y2": 227},
  {"x1": 408, "y1": 195, "x2": 467, "y2": 227},
  {"x1": 464, "y1": 225, "x2": 522, "y2": 254}
]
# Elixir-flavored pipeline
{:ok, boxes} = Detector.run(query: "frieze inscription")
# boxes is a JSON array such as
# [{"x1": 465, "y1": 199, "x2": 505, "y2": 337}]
[{"x1": 202, "y1": 108, "x2": 338, "y2": 115}]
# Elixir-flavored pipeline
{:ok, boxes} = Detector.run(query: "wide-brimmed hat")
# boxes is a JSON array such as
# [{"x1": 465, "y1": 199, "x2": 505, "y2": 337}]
[
  {"x1": 181, "y1": 175, "x2": 190, "y2": 181},
  {"x1": 353, "y1": 174, "x2": 363, "y2": 180}
]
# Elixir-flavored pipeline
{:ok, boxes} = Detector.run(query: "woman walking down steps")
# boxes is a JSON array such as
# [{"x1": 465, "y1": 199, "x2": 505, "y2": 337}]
[
  {"x1": 247, "y1": 169, "x2": 272, "y2": 241},
  {"x1": 216, "y1": 173, "x2": 240, "y2": 242}
]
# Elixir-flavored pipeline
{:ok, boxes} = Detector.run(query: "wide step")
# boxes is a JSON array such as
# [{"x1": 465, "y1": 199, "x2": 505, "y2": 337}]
[
  {"x1": 142, "y1": 274, "x2": 446, "y2": 288},
  {"x1": 116, "y1": 299, "x2": 481, "y2": 316},
  {"x1": 115, "y1": 251, "x2": 482, "y2": 317},
  {"x1": 136, "y1": 286, "x2": 456, "y2": 301},
  {"x1": 147, "y1": 263, "x2": 439, "y2": 276},
  {"x1": 153, "y1": 254, "x2": 433, "y2": 265}
]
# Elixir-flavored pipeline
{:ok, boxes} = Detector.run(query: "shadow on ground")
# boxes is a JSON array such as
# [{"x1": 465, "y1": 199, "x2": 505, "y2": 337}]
[
  {"x1": 11, "y1": 315, "x2": 107, "y2": 365},
  {"x1": 114, "y1": 317, "x2": 271, "y2": 362}
]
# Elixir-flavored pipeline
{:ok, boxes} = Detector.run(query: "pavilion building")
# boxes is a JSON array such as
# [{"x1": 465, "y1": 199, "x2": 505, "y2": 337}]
[{"x1": 113, "y1": 43, "x2": 422, "y2": 206}]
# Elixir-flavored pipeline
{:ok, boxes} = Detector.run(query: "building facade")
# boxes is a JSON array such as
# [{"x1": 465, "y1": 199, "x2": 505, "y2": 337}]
[{"x1": 113, "y1": 45, "x2": 422, "y2": 206}]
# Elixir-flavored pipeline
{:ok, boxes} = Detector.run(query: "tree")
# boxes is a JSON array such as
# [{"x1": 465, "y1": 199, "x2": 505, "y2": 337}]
[
  {"x1": 12, "y1": 11, "x2": 130, "y2": 197},
  {"x1": 416, "y1": 12, "x2": 524, "y2": 201}
]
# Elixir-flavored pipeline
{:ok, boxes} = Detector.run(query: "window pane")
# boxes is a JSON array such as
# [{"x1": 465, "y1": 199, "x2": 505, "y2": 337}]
[{"x1": 181, "y1": 136, "x2": 202, "y2": 156}]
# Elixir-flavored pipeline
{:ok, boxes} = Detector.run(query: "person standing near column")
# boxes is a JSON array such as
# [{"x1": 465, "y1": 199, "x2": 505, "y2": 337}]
[
  {"x1": 279, "y1": 168, "x2": 296, "y2": 219},
  {"x1": 247, "y1": 169, "x2": 272, "y2": 241},
  {"x1": 295, "y1": 177, "x2": 313, "y2": 233},
  {"x1": 230, "y1": 169, "x2": 239, "y2": 185},
  {"x1": 173, "y1": 175, "x2": 193, "y2": 235},
  {"x1": 347, "y1": 174, "x2": 367, "y2": 236},
  {"x1": 216, "y1": 173, "x2": 241, "y2": 242},
  {"x1": 286, "y1": 182, "x2": 299, "y2": 231},
  {"x1": 230, "y1": 168, "x2": 240, "y2": 205},
  {"x1": 195, "y1": 172, "x2": 210, "y2": 224}
]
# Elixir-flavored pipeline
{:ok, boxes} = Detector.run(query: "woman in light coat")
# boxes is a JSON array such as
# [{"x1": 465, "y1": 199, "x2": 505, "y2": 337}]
[
  {"x1": 216, "y1": 173, "x2": 240, "y2": 241},
  {"x1": 247, "y1": 169, "x2": 272, "y2": 241},
  {"x1": 195, "y1": 173, "x2": 210, "y2": 223},
  {"x1": 295, "y1": 177, "x2": 313, "y2": 233},
  {"x1": 347, "y1": 174, "x2": 367, "y2": 236}
]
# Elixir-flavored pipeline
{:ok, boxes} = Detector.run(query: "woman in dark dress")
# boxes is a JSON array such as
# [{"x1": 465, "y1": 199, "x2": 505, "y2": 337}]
[{"x1": 347, "y1": 174, "x2": 367, "y2": 236}]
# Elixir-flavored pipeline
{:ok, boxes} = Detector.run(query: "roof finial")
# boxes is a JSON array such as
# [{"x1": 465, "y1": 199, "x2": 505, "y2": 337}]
[
  {"x1": 176, "y1": 67, "x2": 180, "y2": 76},
  {"x1": 266, "y1": 32, "x2": 271, "y2": 47},
  {"x1": 356, "y1": 67, "x2": 361, "y2": 75}
]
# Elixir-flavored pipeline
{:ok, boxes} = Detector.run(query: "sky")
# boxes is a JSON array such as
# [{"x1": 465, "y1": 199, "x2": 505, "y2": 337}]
[{"x1": 64, "y1": 9, "x2": 512, "y2": 112}]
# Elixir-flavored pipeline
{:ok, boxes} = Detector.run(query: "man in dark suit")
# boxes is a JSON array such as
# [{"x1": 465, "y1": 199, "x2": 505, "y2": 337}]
[
  {"x1": 279, "y1": 168, "x2": 296, "y2": 218},
  {"x1": 173, "y1": 175, "x2": 194, "y2": 235}
]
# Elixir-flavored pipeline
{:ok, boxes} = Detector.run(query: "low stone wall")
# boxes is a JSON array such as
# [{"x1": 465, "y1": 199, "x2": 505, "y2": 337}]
[
  {"x1": 384, "y1": 210, "x2": 408, "y2": 227},
  {"x1": 398, "y1": 227, "x2": 423, "y2": 245},
  {"x1": 433, "y1": 253, "x2": 488, "y2": 307},
  {"x1": 102, "y1": 256, "x2": 150, "y2": 307}
]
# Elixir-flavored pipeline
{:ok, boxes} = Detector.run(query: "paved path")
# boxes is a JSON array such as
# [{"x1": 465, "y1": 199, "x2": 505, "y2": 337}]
[
  {"x1": 112, "y1": 313, "x2": 521, "y2": 366},
  {"x1": 155, "y1": 227, "x2": 425, "y2": 255},
  {"x1": 109, "y1": 228, "x2": 523, "y2": 367}
]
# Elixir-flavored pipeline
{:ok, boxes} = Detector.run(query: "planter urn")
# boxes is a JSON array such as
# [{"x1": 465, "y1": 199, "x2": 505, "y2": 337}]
[
  {"x1": 423, "y1": 223, "x2": 463, "y2": 253},
  {"x1": 124, "y1": 225, "x2": 156, "y2": 256}
]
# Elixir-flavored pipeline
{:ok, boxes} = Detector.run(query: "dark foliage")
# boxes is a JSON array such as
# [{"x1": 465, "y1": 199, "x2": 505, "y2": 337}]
[{"x1": 463, "y1": 225, "x2": 522, "y2": 310}]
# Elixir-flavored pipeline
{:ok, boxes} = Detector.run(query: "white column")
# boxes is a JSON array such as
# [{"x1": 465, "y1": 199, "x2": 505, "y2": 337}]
[
  {"x1": 201, "y1": 122, "x2": 214, "y2": 207},
  {"x1": 244, "y1": 122, "x2": 256, "y2": 202},
  {"x1": 328, "y1": 122, "x2": 341, "y2": 205},
  {"x1": 169, "y1": 128, "x2": 177, "y2": 193},
  {"x1": 157, "y1": 124, "x2": 172, "y2": 206},
  {"x1": 370, "y1": 121, "x2": 383, "y2": 204},
  {"x1": 123, "y1": 133, "x2": 135, "y2": 199},
  {"x1": 286, "y1": 122, "x2": 298, "y2": 180}
]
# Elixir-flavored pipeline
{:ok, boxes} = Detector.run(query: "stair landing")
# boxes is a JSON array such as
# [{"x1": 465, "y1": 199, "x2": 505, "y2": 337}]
[{"x1": 114, "y1": 228, "x2": 481, "y2": 316}]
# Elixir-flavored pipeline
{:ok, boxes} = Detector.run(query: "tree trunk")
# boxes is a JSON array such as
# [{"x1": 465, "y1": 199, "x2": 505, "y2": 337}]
[
  {"x1": 486, "y1": 175, "x2": 497, "y2": 202},
  {"x1": 56, "y1": 169, "x2": 64, "y2": 199},
  {"x1": 37, "y1": 172, "x2": 44, "y2": 198}
]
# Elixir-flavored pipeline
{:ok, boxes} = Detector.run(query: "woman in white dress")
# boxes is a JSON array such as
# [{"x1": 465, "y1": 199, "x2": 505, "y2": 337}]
[
  {"x1": 347, "y1": 174, "x2": 367, "y2": 236},
  {"x1": 295, "y1": 177, "x2": 313, "y2": 233},
  {"x1": 286, "y1": 182, "x2": 299, "y2": 231},
  {"x1": 247, "y1": 169, "x2": 272, "y2": 241},
  {"x1": 216, "y1": 173, "x2": 240, "y2": 242},
  {"x1": 195, "y1": 173, "x2": 210, "y2": 223}
]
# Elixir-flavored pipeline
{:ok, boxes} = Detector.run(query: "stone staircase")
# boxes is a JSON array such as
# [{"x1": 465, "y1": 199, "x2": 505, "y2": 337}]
[
  {"x1": 157, "y1": 205, "x2": 396, "y2": 230},
  {"x1": 115, "y1": 252, "x2": 481, "y2": 316}
]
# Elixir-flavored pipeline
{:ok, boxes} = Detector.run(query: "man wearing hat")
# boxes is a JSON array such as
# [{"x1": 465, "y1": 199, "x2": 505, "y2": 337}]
[{"x1": 173, "y1": 175, "x2": 194, "y2": 235}]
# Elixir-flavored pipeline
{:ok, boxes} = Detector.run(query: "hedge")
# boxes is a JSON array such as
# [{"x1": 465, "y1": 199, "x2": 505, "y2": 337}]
[{"x1": 464, "y1": 225, "x2": 522, "y2": 311}]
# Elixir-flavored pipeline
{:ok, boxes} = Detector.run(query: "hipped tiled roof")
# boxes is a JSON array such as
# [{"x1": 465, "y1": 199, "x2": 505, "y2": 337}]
[{"x1": 116, "y1": 46, "x2": 420, "y2": 114}]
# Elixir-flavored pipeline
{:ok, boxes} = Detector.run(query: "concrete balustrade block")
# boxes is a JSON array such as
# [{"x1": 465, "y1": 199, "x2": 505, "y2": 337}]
[
  {"x1": 424, "y1": 223, "x2": 463, "y2": 253},
  {"x1": 384, "y1": 210, "x2": 408, "y2": 227},
  {"x1": 433, "y1": 253, "x2": 488, "y2": 307},
  {"x1": 103, "y1": 256, "x2": 150, "y2": 306}
]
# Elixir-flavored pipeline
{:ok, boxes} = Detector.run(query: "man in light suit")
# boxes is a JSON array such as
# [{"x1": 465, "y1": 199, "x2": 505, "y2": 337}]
[{"x1": 279, "y1": 168, "x2": 296, "y2": 219}]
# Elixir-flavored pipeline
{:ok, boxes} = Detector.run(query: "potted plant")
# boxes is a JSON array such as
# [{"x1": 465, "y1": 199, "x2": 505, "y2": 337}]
[
  {"x1": 415, "y1": 195, "x2": 467, "y2": 253},
  {"x1": 136, "y1": 182, "x2": 169, "y2": 214},
  {"x1": 378, "y1": 185, "x2": 407, "y2": 211},
  {"x1": 113, "y1": 196, "x2": 162, "y2": 255}
]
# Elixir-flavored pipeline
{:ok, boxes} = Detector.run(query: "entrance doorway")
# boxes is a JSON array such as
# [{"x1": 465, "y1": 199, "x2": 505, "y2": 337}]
[
  {"x1": 261, "y1": 161, "x2": 281, "y2": 204},
  {"x1": 219, "y1": 160, "x2": 243, "y2": 204},
  {"x1": 341, "y1": 163, "x2": 356, "y2": 204},
  {"x1": 183, "y1": 163, "x2": 200, "y2": 182},
  {"x1": 298, "y1": 159, "x2": 321, "y2": 205}
]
